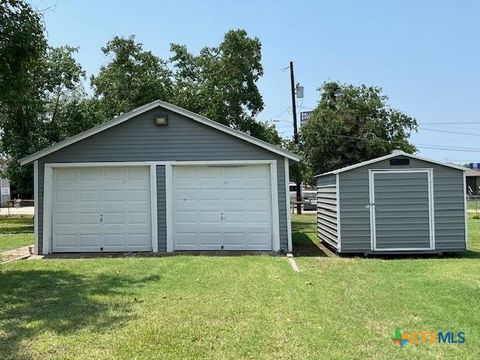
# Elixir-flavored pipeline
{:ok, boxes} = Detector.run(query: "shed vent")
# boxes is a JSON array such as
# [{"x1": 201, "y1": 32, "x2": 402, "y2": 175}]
[{"x1": 389, "y1": 158, "x2": 410, "y2": 166}]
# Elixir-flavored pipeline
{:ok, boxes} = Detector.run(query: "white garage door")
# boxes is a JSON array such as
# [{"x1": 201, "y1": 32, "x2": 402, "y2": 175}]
[
  {"x1": 173, "y1": 165, "x2": 273, "y2": 250},
  {"x1": 52, "y1": 166, "x2": 152, "y2": 252}
]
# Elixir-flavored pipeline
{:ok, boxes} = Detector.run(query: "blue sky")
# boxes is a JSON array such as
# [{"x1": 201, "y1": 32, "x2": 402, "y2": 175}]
[{"x1": 31, "y1": 0, "x2": 480, "y2": 164}]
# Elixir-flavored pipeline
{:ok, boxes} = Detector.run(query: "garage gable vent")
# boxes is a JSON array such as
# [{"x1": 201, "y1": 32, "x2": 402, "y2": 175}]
[{"x1": 389, "y1": 158, "x2": 410, "y2": 166}]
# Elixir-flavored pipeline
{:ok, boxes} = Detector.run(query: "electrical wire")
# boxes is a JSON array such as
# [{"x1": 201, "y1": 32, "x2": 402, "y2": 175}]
[{"x1": 419, "y1": 127, "x2": 480, "y2": 137}]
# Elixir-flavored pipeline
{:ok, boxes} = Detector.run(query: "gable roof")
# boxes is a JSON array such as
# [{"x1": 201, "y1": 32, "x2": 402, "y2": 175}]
[
  {"x1": 20, "y1": 100, "x2": 300, "y2": 165},
  {"x1": 315, "y1": 151, "x2": 466, "y2": 177}
]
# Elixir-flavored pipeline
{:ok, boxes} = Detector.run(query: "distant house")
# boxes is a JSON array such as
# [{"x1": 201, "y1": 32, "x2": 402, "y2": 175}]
[
  {"x1": 466, "y1": 169, "x2": 480, "y2": 195},
  {"x1": 0, "y1": 177, "x2": 11, "y2": 207}
]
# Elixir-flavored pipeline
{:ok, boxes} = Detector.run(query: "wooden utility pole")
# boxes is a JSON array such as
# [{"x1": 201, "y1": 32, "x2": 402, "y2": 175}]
[{"x1": 290, "y1": 61, "x2": 302, "y2": 214}]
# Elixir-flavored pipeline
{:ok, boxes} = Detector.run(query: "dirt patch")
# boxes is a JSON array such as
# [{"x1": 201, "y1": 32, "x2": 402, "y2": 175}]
[{"x1": 1, "y1": 245, "x2": 34, "y2": 263}]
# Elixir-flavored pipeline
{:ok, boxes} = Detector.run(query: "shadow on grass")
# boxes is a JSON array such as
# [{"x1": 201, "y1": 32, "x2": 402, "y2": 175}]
[
  {"x1": 0, "y1": 269, "x2": 160, "y2": 359},
  {"x1": 292, "y1": 232, "x2": 328, "y2": 257},
  {"x1": 0, "y1": 217, "x2": 34, "y2": 235}
]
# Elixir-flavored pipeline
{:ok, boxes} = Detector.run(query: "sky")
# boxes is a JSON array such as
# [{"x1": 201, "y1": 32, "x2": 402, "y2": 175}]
[{"x1": 30, "y1": 0, "x2": 480, "y2": 165}]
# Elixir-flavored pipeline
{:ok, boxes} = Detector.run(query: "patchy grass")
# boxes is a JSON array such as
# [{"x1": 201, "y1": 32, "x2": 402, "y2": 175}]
[
  {"x1": 0, "y1": 216, "x2": 34, "y2": 253},
  {"x1": 0, "y1": 215, "x2": 479, "y2": 359}
]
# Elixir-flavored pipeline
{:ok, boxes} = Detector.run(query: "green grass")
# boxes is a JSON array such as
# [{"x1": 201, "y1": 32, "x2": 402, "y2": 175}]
[
  {"x1": 0, "y1": 216, "x2": 479, "y2": 359},
  {"x1": 0, "y1": 216, "x2": 34, "y2": 253}
]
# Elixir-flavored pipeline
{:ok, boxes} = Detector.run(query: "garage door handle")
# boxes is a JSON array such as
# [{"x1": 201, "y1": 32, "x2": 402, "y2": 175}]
[
  {"x1": 221, "y1": 213, "x2": 224, "y2": 221},
  {"x1": 100, "y1": 214, "x2": 103, "y2": 222}
]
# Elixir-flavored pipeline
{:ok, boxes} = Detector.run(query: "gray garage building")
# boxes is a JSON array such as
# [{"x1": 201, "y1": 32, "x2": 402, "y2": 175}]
[
  {"x1": 316, "y1": 152, "x2": 467, "y2": 255},
  {"x1": 20, "y1": 100, "x2": 299, "y2": 255}
]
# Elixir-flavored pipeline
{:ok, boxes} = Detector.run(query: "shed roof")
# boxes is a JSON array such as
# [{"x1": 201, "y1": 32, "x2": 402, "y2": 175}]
[
  {"x1": 315, "y1": 151, "x2": 467, "y2": 177},
  {"x1": 20, "y1": 100, "x2": 300, "y2": 165}
]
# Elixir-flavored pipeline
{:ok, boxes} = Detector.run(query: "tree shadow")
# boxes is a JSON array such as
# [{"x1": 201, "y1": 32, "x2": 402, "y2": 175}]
[{"x1": 0, "y1": 269, "x2": 160, "y2": 359}]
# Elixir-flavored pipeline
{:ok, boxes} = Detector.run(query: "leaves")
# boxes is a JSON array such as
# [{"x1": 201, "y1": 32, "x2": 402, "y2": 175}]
[
  {"x1": 301, "y1": 82, "x2": 417, "y2": 179},
  {"x1": 90, "y1": 36, "x2": 173, "y2": 119}
]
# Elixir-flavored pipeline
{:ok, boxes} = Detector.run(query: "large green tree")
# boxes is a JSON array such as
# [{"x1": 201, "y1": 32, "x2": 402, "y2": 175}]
[
  {"x1": 0, "y1": 0, "x2": 46, "y2": 196},
  {"x1": 91, "y1": 36, "x2": 173, "y2": 119},
  {"x1": 170, "y1": 29, "x2": 280, "y2": 144},
  {"x1": 0, "y1": 1, "x2": 90, "y2": 196},
  {"x1": 302, "y1": 82, "x2": 417, "y2": 181}
]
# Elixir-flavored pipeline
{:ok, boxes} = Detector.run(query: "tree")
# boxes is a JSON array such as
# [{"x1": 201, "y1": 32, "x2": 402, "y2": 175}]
[
  {"x1": 0, "y1": 1, "x2": 89, "y2": 196},
  {"x1": 302, "y1": 82, "x2": 417, "y2": 180},
  {"x1": 170, "y1": 30, "x2": 279, "y2": 143},
  {"x1": 0, "y1": 0, "x2": 47, "y2": 196},
  {"x1": 91, "y1": 36, "x2": 173, "y2": 119}
]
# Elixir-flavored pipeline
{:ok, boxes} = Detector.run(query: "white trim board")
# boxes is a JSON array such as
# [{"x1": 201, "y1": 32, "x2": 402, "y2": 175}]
[
  {"x1": 368, "y1": 169, "x2": 435, "y2": 252},
  {"x1": 316, "y1": 151, "x2": 466, "y2": 178},
  {"x1": 284, "y1": 158, "x2": 292, "y2": 252},
  {"x1": 150, "y1": 164, "x2": 159, "y2": 252},
  {"x1": 33, "y1": 161, "x2": 39, "y2": 255},
  {"x1": 335, "y1": 173, "x2": 341, "y2": 252},
  {"x1": 20, "y1": 100, "x2": 300, "y2": 165}
]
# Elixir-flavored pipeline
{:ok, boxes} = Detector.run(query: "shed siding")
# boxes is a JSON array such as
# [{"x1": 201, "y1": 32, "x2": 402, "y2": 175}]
[
  {"x1": 338, "y1": 157, "x2": 466, "y2": 252},
  {"x1": 36, "y1": 107, "x2": 288, "y2": 253},
  {"x1": 316, "y1": 174, "x2": 339, "y2": 248}
]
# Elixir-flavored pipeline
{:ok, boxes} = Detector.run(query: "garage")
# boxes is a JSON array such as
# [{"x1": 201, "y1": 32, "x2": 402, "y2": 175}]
[
  {"x1": 173, "y1": 164, "x2": 273, "y2": 251},
  {"x1": 20, "y1": 100, "x2": 298, "y2": 254},
  {"x1": 52, "y1": 166, "x2": 152, "y2": 252},
  {"x1": 315, "y1": 151, "x2": 467, "y2": 255}
]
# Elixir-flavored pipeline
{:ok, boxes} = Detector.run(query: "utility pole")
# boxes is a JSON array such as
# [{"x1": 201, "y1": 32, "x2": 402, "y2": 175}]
[{"x1": 290, "y1": 61, "x2": 302, "y2": 215}]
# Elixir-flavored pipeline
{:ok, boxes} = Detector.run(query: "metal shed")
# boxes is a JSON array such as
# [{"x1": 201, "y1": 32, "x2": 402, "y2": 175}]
[{"x1": 315, "y1": 152, "x2": 467, "y2": 255}]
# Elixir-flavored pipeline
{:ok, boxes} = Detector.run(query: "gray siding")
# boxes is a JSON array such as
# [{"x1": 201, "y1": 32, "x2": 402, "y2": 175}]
[
  {"x1": 374, "y1": 171, "x2": 430, "y2": 249},
  {"x1": 156, "y1": 165, "x2": 167, "y2": 252},
  {"x1": 36, "y1": 106, "x2": 289, "y2": 253},
  {"x1": 316, "y1": 174, "x2": 338, "y2": 249},
  {"x1": 338, "y1": 156, "x2": 466, "y2": 253}
]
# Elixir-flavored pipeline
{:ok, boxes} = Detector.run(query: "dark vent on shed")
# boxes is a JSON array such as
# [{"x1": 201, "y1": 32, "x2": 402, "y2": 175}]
[{"x1": 389, "y1": 158, "x2": 410, "y2": 166}]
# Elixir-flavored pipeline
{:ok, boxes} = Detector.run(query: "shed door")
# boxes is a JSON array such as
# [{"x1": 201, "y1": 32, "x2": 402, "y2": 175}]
[
  {"x1": 52, "y1": 166, "x2": 152, "y2": 252},
  {"x1": 173, "y1": 165, "x2": 272, "y2": 250},
  {"x1": 370, "y1": 170, "x2": 434, "y2": 251}
]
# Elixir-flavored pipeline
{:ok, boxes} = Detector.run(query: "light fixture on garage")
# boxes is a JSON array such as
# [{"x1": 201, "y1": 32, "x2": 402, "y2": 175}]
[{"x1": 154, "y1": 115, "x2": 168, "y2": 126}]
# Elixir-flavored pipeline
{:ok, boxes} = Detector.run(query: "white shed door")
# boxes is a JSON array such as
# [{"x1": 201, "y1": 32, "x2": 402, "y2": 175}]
[
  {"x1": 52, "y1": 167, "x2": 151, "y2": 252},
  {"x1": 173, "y1": 165, "x2": 272, "y2": 250}
]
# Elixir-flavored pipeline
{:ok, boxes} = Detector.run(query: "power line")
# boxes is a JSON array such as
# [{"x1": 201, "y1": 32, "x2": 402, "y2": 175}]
[
  {"x1": 419, "y1": 127, "x2": 480, "y2": 137},
  {"x1": 421, "y1": 121, "x2": 480, "y2": 125}
]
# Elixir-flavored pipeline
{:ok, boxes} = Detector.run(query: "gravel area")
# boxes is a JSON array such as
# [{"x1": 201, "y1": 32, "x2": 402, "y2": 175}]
[{"x1": 1, "y1": 245, "x2": 34, "y2": 263}]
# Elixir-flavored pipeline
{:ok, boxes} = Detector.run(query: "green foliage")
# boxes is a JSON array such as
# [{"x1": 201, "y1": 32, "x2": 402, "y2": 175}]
[
  {"x1": 170, "y1": 30, "x2": 266, "y2": 133},
  {"x1": 0, "y1": 3, "x2": 91, "y2": 196},
  {"x1": 91, "y1": 36, "x2": 173, "y2": 119},
  {"x1": 0, "y1": 0, "x2": 47, "y2": 196},
  {"x1": 302, "y1": 81, "x2": 417, "y2": 176}
]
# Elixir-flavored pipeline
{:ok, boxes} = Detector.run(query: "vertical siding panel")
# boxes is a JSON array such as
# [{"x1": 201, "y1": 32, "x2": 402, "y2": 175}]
[{"x1": 156, "y1": 165, "x2": 167, "y2": 252}]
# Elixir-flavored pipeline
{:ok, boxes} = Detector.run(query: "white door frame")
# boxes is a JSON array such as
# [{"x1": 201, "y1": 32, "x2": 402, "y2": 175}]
[
  {"x1": 42, "y1": 162, "x2": 158, "y2": 254},
  {"x1": 166, "y1": 160, "x2": 280, "y2": 252},
  {"x1": 368, "y1": 168, "x2": 435, "y2": 251}
]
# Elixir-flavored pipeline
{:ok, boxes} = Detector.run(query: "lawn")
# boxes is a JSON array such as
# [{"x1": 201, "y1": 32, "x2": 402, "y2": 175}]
[
  {"x1": 0, "y1": 216, "x2": 479, "y2": 359},
  {"x1": 0, "y1": 216, "x2": 34, "y2": 253}
]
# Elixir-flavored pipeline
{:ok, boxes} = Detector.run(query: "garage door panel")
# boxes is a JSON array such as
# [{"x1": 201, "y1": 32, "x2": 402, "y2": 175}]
[
  {"x1": 103, "y1": 234, "x2": 125, "y2": 247},
  {"x1": 103, "y1": 190, "x2": 124, "y2": 202},
  {"x1": 52, "y1": 166, "x2": 151, "y2": 253},
  {"x1": 173, "y1": 165, "x2": 272, "y2": 251},
  {"x1": 127, "y1": 212, "x2": 149, "y2": 224},
  {"x1": 55, "y1": 190, "x2": 76, "y2": 203},
  {"x1": 103, "y1": 212, "x2": 126, "y2": 224}
]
